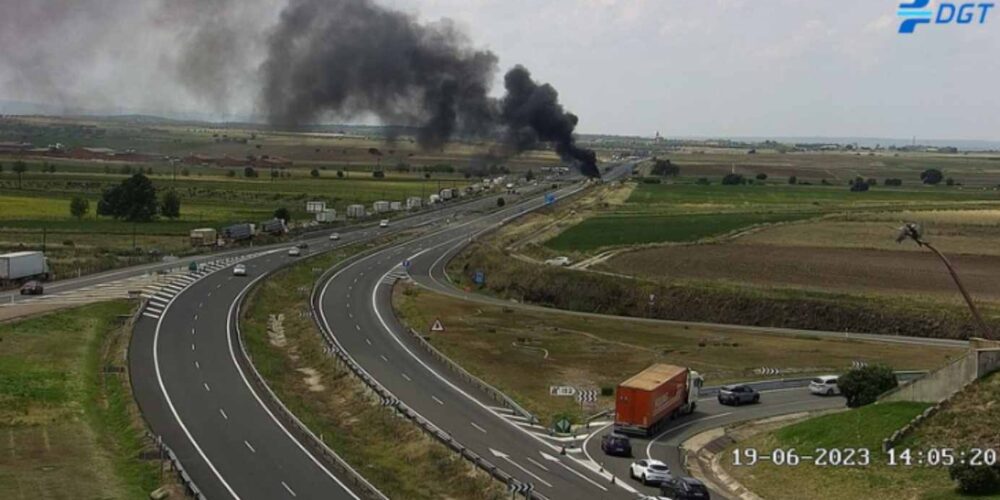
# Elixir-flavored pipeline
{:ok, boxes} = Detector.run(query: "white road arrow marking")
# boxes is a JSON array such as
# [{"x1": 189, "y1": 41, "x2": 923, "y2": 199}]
[
  {"x1": 489, "y1": 449, "x2": 552, "y2": 488},
  {"x1": 540, "y1": 451, "x2": 607, "y2": 491}
]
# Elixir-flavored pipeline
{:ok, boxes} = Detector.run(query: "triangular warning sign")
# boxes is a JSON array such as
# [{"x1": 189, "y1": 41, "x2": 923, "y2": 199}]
[{"x1": 430, "y1": 319, "x2": 445, "y2": 332}]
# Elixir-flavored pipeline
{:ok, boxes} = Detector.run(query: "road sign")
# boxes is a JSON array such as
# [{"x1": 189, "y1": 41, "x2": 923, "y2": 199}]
[
  {"x1": 576, "y1": 389, "x2": 598, "y2": 403},
  {"x1": 549, "y1": 386, "x2": 576, "y2": 397},
  {"x1": 544, "y1": 193, "x2": 556, "y2": 205},
  {"x1": 430, "y1": 319, "x2": 445, "y2": 332},
  {"x1": 402, "y1": 259, "x2": 411, "y2": 269},
  {"x1": 473, "y1": 270, "x2": 485, "y2": 285},
  {"x1": 554, "y1": 417, "x2": 572, "y2": 434}
]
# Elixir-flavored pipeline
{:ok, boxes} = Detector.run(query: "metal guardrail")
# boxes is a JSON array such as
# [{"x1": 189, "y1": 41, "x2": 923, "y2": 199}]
[
  {"x1": 310, "y1": 243, "x2": 549, "y2": 500},
  {"x1": 407, "y1": 327, "x2": 538, "y2": 424},
  {"x1": 699, "y1": 370, "x2": 930, "y2": 397},
  {"x1": 232, "y1": 260, "x2": 390, "y2": 500}
]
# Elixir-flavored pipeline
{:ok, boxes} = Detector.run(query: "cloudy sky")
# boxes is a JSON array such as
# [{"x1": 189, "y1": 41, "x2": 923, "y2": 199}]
[{"x1": 1, "y1": 0, "x2": 998, "y2": 141}]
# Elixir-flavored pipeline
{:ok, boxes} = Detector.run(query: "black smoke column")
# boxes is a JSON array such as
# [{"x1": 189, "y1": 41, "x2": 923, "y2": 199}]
[{"x1": 500, "y1": 66, "x2": 599, "y2": 178}]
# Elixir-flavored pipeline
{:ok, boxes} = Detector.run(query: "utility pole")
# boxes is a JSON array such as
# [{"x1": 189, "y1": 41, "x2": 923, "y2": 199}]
[{"x1": 897, "y1": 223, "x2": 994, "y2": 339}]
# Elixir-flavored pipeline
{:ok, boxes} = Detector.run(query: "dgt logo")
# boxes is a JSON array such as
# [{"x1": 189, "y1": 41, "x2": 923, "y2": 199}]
[{"x1": 898, "y1": 0, "x2": 995, "y2": 33}]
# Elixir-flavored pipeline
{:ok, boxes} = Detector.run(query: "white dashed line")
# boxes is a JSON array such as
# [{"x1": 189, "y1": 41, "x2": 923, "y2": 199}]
[
  {"x1": 194, "y1": 361, "x2": 200, "y2": 369},
  {"x1": 219, "y1": 409, "x2": 229, "y2": 420},
  {"x1": 379, "y1": 355, "x2": 388, "y2": 362},
  {"x1": 191, "y1": 343, "x2": 196, "y2": 351},
  {"x1": 355, "y1": 324, "x2": 361, "y2": 331},
  {"x1": 203, "y1": 383, "x2": 211, "y2": 392},
  {"x1": 365, "y1": 338, "x2": 372, "y2": 345},
  {"x1": 244, "y1": 440, "x2": 256, "y2": 453},
  {"x1": 432, "y1": 396, "x2": 445, "y2": 405},
  {"x1": 282, "y1": 482, "x2": 297, "y2": 497},
  {"x1": 401, "y1": 373, "x2": 411, "y2": 382},
  {"x1": 470, "y1": 422, "x2": 488, "y2": 434}
]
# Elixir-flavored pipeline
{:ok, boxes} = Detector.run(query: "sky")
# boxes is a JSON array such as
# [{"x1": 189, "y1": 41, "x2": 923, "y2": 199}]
[{"x1": 1, "y1": 0, "x2": 998, "y2": 141}]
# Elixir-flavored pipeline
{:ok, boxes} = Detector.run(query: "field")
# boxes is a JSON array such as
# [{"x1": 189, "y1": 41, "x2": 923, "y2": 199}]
[
  {"x1": 391, "y1": 283, "x2": 960, "y2": 424},
  {"x1": 240, "y1": 242, "x2": 504, "y2": 500},
  {"x1": 0, "y1": 301, "x2": 162, "y2": 499},
  {"x1": 0, "y1": 115, "x2": 563, "y2": 280}
]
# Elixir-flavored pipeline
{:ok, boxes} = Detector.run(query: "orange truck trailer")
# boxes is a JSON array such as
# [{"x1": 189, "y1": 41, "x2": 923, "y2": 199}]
[{"x1": 614, "y1": 364, "x2": 703, "y2": 436}]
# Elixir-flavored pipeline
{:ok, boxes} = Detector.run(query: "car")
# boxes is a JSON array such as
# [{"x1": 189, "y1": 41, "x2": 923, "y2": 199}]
[
  {"x1": 809, "y1": 375, "x2": 840, "y2": 396},
  {"x1": 717, "y1": 384, "x2": 759, "y2": 406},
  {"x1": 660, "y1": 476, "x2": 711, "y2": 499},
  {"x1": 288, "y1": 247, "x2": 301, "y2": 257},
  {"x1": 329, "y1": 232, "x2": 340, "y2": 241},
  {"x1": 19, "y1": 280, "x2": 43, "y2": 295},
  {"x1": 379, "y1": 219, "x2": 389, "y2": 228},
  {"x1": 232, "y1": 264, "x2": 247, "y2": 276},
  {"x1": 296, "y1": 242, "x2": 309, "y2": 249},
  {"x1": 544, "y1": 256, "x2": 571, "y2": 266},
  {"x1": 629, "y1": 459, "x2": 672, "y2": 485},
  {"x1": 600, "y1": 433, "x2": 632, "y2": 457}
]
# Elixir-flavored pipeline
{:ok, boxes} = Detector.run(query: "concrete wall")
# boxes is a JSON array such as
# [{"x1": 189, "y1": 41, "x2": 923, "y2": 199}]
[
  {"x1": 977, "y1": 348, "x2": 1000, "y2": 377},
  {"x1": 881, "y1": 351, "x2": 977, "y2": 403}
]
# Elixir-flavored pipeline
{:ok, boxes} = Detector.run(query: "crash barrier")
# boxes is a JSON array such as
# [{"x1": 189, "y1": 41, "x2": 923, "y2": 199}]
[
  {"x1": 310, "y1": 251, "x2": 549, "y2": 499},
  {"x1": 233, "y1": 277, "x2": 390, "y2": 500},
  {"x1": 408, "y1": 327, "x2": 538, "y2": 424}
]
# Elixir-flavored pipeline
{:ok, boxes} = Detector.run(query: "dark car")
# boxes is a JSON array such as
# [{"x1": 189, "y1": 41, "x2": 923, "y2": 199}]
[
  {"x1": 717, "y1": 384, "x2": 759, "y2": 406},
  {"x1": 19, "y1": 280, "x2": 44, "y2": 295},
  {"x1": 661, "y1": 477, "x2": 711, "y2": 499},
  {"x1": 297, "y1": 242, "x2": 309, "y2": 249},
  {"x1": 600, "y1": 433, "x2": 632, "y2": 457}
]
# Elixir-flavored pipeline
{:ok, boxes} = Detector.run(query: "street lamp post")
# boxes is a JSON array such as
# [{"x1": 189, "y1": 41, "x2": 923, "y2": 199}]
[{"x1": 897, "y1": 223, "x2": 994, "y2": 339}]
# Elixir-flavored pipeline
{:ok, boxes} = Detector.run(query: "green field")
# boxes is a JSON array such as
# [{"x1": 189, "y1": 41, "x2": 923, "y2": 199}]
[
  {"x1": 0, "y1": 301, "x2": 163, "y2": 498},
  {"x1": 545, "y1": 182, "x2": 1000, "y2": 252}
]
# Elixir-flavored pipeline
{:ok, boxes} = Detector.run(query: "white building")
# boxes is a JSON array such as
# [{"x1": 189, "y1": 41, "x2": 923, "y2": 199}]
[
  {"x1": 389, "y1": 201, "x2": 403, "y2": 211},
  {"x1": 315, "y1": 209, "x2": 337, "y2": 223},
  {"x1": 406, "y1": 196, "x2": 422, "y2": 210},
  {"x1": 373, "y1": 200, "x2": 391, "y2": 213},
  {"x1": 305, "y1": 201, "x2": 326, "y2": 213},
  {"x1": 346, "y1": 204, "x2": 366, "y2": 218}
]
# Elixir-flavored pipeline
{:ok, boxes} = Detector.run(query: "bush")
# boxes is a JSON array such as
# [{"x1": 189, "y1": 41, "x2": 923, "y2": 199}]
[
  {"x1": 650, "y1": 158, "x2": 680, "y2": 177},
  {"x1": 839, "y1": 365, "x2": 898, "y2": 407},
  {"x1": 788, "y1": 175, "x2": 797, "y2": 185},
  {"x1": 310, "y1": 169, "x2": 320, "y2": 178},
  {"x1": 273, "y1": 207, "x2": 291, "y2": 222},
  {"x1": 496, "y1": 197, "x2": 505, "y2": 207},
  {"x1": 695, "y1": 177, "x2": 711, "y2": 185},
  {"x1": 756, "y1": 173, "x2": 768, "y2": 181},
  {"x1": 884, "y1": 178, "x2": 903, "y2": 186},
  {"x1": 372, "y1": 170, "x2": 385, "y2": 179},
  {"x1": 336, "y1": 170, "x2": 345, "y2": 178},
  {"x1": 244, "y1": 166, "x2": 257, "y2": 178},
  {"x1": 921, "y1": 168, "x2": 944, "y2": 185},
  {"x1": 721, "y1": 173, "x2": 745, "y2": 185},
  {"x1": 949, "y1": 462, "x2": 1000, "y2": 494},
  {"x1": 641, "y1": 177, "x2": 662, "y2": 184}
]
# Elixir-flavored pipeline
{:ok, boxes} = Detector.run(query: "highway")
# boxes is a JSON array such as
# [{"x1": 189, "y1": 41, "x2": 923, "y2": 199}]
[{"x1": 128, "y1": 178, "x2": 570, "y2": 498}]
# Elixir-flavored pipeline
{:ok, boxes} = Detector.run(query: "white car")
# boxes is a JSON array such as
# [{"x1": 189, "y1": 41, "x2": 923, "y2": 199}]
[
  {"x1": 288, "y1": 247, "x2": 301, "y2": 257},
  {"x1": 809, "y1": 375, "x2": 840, "y2": 396},
  {"x1": 232, "y1": 264, "x2": 247, "y2": 276},
  {"x1": 329, "y1": 232, "x2": 340, "y2": 241},
  {"x1": 545, "y1": 256, "x2": 571, "y2": 266},
  {"x1": 630, "y1": 459, "x2": 672, "y2": 485},
  {"x1": 379, "y1": 219, "x2": 389, "y2": 228}
]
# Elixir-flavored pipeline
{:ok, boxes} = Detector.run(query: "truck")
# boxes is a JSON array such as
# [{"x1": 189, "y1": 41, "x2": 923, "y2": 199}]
[
  {"x1": 189, "y1": 228, "x2": 217, "y2": 247},
  {"x1": 0, "y1": 251, "x2": 51, "y2": 285},
  {"x1": 260, "y1": 218, "x2": 288, "y2": 235},
  {"x1": 613, "y1": 364, "x2": 702, "y2": 436},
  {"x1": 222, "y1": 223, "x2": 255, "y2": 241}
]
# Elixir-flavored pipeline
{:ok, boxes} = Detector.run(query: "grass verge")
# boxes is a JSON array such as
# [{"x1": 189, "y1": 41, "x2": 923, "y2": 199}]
[
  {"x1": 240, "y1": 244, "x2": 505, "y2": 499},
  {"x1": 391, "y1": 283, "x2": 959, "y2": 425},
  {"x1": 0, "y1": 301, "x2": 163, "y2": 498},
  {"x1": 720, "y1": 402, "x2": 983, "y2": 500}
]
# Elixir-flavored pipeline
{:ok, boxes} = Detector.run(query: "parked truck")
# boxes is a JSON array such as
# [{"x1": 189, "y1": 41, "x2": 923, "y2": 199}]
[
  {"x1": 222, "y1": 223, "x2": 255, "y2": 241},
  {"x1": 0, "y1": 251, "x2": 51, "y2": 285},
  {"x1": 613, "y1": 363, "x2": 702, "y2": 436}
]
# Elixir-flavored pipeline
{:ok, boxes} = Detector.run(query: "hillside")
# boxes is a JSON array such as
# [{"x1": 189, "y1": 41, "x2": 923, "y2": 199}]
[{"x1": 906, "y1": 369, "x2": 1000, "y2": 450}]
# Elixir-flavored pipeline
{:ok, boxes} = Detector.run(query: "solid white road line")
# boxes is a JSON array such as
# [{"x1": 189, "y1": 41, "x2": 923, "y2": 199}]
[{"x1": 645, "y1": 412, "x2": 733, "y2": 459}]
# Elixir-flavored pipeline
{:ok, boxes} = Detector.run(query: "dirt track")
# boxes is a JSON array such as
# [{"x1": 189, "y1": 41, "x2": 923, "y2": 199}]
[{"x1": 606, "y1": 243, "x2": 1000, "y2": 304}]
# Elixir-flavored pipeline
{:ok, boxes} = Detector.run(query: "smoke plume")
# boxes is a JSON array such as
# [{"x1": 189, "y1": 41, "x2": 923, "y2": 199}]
[{"x1": 260, "y1": 0, "x2": 599, "y2": 176}]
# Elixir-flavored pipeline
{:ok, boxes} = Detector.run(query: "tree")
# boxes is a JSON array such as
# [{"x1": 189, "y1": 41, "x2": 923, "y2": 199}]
[
  {"x1": 97, "y1": 173, "x2": 159, "y2": 222},
  {"x1": 838, "y1": 365, "x2": 897, "y2": 407},
  {"x1": 921, "y1": 168, "x2": 944, "y2": 185},
  {"x1": 884, "y1": 178, "x2": 903, "y2": 186},
  {"x1": 721, "y1": 173, "x2": 745, "y2": 185},
  {"x1": 850, "y1": 177, "x2": 870, "y2": 192},
  {"x1": 12, "y1": 160, "x2": 27, "y2": 189},
  {"x1": 69, "y1": 196, "x2": 90, "y2": 220},
  {"x1": 755, "y1": 173, "x2": 768, "y2": 181},
  {"x1": 650, "y1": 158, "x2": 680, "y2": 177},
  {"x1": 525, "y1": 169, "x2": 535, "y2": 182},
  {"x1": 160, "y1": 190, "x2": 181, "y2": 219},
  {"x1": 946, "y1": 177, "x2": 955, "y2": 186},
  {"x1": 273, "y1": 207, "x2": 291, "y2": 222},
  {"x1": 496, "y1": 197, "x2": 506, "y2": 207},
  {"x1": 0, "y1": 162, "x2": 4, "y2": 174},
  {"x1": 226, "y1": 169, "x2": 236, "y2": 177},
  {"x1": 244, "y1": 166, "x2": 256, "y2": 178},
  {"x1": 336, "y1": 170, "x2": 344, "y2": 178},
  {"x1": 310, "y1": 168, "x2": 320, "y2": 178},
  {"x1": 372, "y1": 170, "x2": 385, "y2": 179},
  {"x1": 788, "y1": 175, "x2": 797, "y2": 185}
]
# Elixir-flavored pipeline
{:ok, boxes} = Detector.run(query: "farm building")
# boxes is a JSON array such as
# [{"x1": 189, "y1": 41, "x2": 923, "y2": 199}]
[
  {"x1": 346, "y1": 204, "x2": 366, "y2": 218},
  {"x1": 373, "y1": 200, "x2": 391, "y2": 213},
  {"x1": 316, "y1": 210, "x2": 337, "y2": 223},
  {"x1": 406, "y1": 197, "x2": 422, "y2": 210},
  {"x1": 305, "y1": 201, "x2": 327, "y2": 213},
  {"x1": 390, "y1": 201, "x2": 403, "y2": 211}
]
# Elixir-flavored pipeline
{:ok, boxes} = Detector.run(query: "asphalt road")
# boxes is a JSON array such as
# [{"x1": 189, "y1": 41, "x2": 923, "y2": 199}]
[{"x1": 128, "y1": 177, "x2": 576, "y2": 499}]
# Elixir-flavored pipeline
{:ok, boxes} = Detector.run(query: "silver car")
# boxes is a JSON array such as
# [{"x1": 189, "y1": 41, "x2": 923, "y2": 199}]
[{"x1": 718, "y1": 384, "x2": 759, "y2": 406}]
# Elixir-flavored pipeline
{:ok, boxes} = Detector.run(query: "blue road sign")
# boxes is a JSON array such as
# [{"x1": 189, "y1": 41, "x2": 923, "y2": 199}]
[
  {"x1": 403, "y1": 259, "x2": 411, "y2": 269},
  {"x1": 474, "y1": 270, "x2": 485, "y2": 285},
  {"x1": 544, "y1": 193, "x2": 556, "y2": 205}
]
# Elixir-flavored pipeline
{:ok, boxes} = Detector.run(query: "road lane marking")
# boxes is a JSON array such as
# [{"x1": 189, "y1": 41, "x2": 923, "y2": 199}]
[
  {"x1": 380, "y1": 354, "x2": 388, "y2": 362},
  {"x1": 355, "y1": 324, "x2": 360, "y2": 331},
  {"x1": 645, "y1": 411, "x2": 733, "y2": 459},
  {"x1": 365, "y1": 338, "x2": 372, "y2": 345},
  {"x1": 489, "y1": 449, "x2": 552, "y2": 488},
  {"x1": 219, "y1": 409, "x2": 228, "y2": 420},
  {"x1": 401, "y1": 373, "x2": 411, "y2": 382},
  {"x1": 348, "y1": 312, "x2": 353, "y2": 319},
  {"x1": 431, "y1": 396, "x2": 444, "y2": 405},
  {"x1": 203, "y1": 383, "x2": 211, "y2": 392},
  {"x1": 244, "y1": 440, "x2": 256, "y2": 453},
  {"x1": 191, "y1": 343, "x2": 196, "y2": 351},
  {"x1": 282, "y1": 482, "x2": 297, "y2": 497},
  {"x1": 471, "y1": 422, "x2": 487, "y2": 434},
  {"x1": 193, "y1": 314, "x2": 198, "y2": 321},
  {"x1": 526, "y1": 457, "x2": 550, "y2": 472},
  {"x1": 540, "y1": 452, "x2": 607, "y2": 491},
  {"x1": 194, "y1": 361, "x2": 200, "y2": 369}
]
